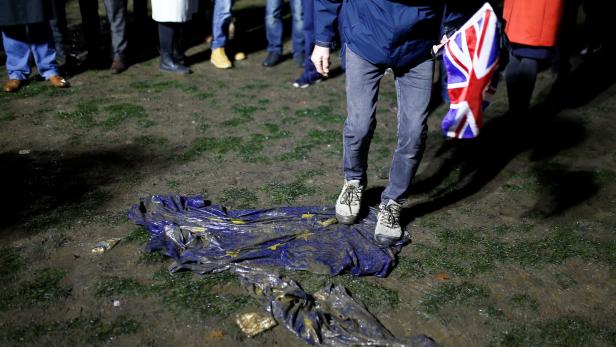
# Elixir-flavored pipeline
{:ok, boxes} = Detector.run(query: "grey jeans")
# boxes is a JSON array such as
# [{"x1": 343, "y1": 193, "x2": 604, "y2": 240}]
[{"x1": 343, "y1": 46, "x2": 434, "y2": 204}]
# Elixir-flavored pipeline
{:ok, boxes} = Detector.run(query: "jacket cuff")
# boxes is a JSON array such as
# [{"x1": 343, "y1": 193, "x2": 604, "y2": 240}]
[{"x1": 315, "y1": 40, "x2": 334, "y2": 48}]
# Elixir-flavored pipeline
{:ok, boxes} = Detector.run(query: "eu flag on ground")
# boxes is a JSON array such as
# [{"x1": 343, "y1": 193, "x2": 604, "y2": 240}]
[{"x1": 441, "y1": 3, "x2": 501, "y2": 139}]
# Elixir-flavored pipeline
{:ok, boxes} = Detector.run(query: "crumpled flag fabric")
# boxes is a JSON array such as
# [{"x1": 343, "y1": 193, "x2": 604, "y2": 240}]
[{"x1": 128, "y1": 195, "x2": 435, "y2": 346}]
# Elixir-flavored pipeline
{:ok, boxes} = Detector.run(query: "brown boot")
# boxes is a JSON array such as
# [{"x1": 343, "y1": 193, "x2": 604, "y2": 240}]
[
  {"x1": 110, "y1": 58, "x2": 126, "y2": 74},
  {"x1": 3, "y1": 79, "x2": 23, "y2": 93},
  {"x1": 49, "y1": 75, "x2": 69, "y2": 88}
]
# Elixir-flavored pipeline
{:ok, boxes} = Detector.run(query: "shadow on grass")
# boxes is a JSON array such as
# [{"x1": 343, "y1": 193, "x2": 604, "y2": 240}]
[
  {"x1": 398, "y1": 47, "x2": 616, "y2": 224},
  {"x1": 0, "y1": 147, "x2": 167, "y2": 234},
  {"x1": 404, "y1": 108, "x2": 595, "y2": 222}
]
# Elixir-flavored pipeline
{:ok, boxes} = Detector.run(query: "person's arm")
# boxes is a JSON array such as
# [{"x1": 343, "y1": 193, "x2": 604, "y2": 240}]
[{"x1": 311, "y1": 0, "x2": 342, "y2": 76}]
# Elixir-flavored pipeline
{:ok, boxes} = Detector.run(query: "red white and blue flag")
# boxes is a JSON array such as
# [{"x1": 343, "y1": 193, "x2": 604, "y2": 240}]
[{"x1": 441, "y1": 3, "x2": 501, "y2": 139}]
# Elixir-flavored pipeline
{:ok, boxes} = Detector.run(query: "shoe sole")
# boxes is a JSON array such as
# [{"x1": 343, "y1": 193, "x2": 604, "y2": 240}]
[
  {"x1": 292, "y1": 79, "x2": 322, "y2": 89},
  {"x1": 374, "y1": 234, "x2": 401, "y2": 247},
  {"x1": 159, "y1": 68, "x2": 191, "y2": 75},
  {"x1": 335, "y1": 213, "x2": 357, "y2": 225},
  {"x1": 210, "y1": 61, "x2": 232, "y2": 69}
]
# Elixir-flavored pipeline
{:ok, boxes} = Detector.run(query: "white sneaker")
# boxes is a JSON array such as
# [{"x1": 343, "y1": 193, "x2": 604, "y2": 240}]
[
  {"x1": 335, "y1": 180, "x2": 363, "y2": 224},
  {"x1": 374, "y1": 200, "x2": 402, "y2": 246}
]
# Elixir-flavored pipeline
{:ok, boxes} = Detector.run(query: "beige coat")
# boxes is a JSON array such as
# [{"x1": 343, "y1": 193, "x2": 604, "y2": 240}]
[{"x1": 151, "y1": 0, "x2": 198, "y2": 23}]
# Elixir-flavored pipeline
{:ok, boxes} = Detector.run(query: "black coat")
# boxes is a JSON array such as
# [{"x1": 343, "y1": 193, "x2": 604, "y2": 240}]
[{"x1": 0, "y1": 0, "x2": 56, "y2": 26}]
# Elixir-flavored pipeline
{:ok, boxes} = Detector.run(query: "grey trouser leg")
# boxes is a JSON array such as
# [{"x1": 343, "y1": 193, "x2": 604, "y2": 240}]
[
  {"x1": 343, "y1": 45, "x2": 433, "y2": 204},
  {"x1": 104, "y1": 0, "x2": 128, "y2": 59}
]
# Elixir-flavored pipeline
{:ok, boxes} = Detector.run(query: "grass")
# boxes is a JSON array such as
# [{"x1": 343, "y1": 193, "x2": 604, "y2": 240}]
[
  {"x1": 277, "y1": 144, "x2": 312, "y2": 161},
  {"x1": 191, "y1": 112, "x2": 210, "y2": 133},
  {"x1": 295, "y1": 106, "x2": 345, "y2": 123},
  {"x1": 152, "y1": 270, "x2": 258, "y2": 318},
  {"x1": 0, "y1": 246, "x2": 23, "y2": 281},
  {"x1": 493, "y1": 223, "x2": 534, "y2": 234},
  {"x1": 0, "y1": 268, "x2": 72, "y2": 311},
  {"x1": 182, "y1": 136, "x2": 242, "y2": 161},
  {"x1": 100, "y1": 103, "x2": 148, "y2": 130},
  {"x1": 334, "y1": 276, "x2": 399, "y2": 312},
  {"x1": 554, "y1": 272, "x2": 578, "y2": 289},
  {"x1": 222, "y1": 104, "x2": 265, "y2": 127},
  {"x1": 194, "y1": 91, "x2": 213, "y2": 100},
  {"x1": 95, "y1": 275, "x2": 152, "y2": 298},
  {"x1": 56, "y1": 101, "x2": 152, "y2": 130},
  {"x1": 0, "y1": 315, "x2": 140, "y2": 343},
  {"x1": 508, "y1": 293, "x2": 539, "y2": 312},
  {"x1": 237, "y1": 134, "x2": 269, "y2": 163},
  {"x1": 277, "y1": 129, "x2": 342, "y2": 161},
  {"x1": 259, "y1": 170, "x2": 323, "y2": 204},
  {"x1": 0, "y1": 112, "x2": 17, "y2": 123},
  {"x1": 262, "y1": 122, "x2": 290, "y2": 139},
  {"x1": 124, "y1": 227, "x2": 150, "y2": 244},
  {"x1": 166, "y1": 178, "x2": 181, "y2": 190},
  {"x1": 56, "y1": 100, "x2": 98, "y2": 128},
  {"x1": 93, "y1": 269, "x2": 258, "y2": 319},
  {"x1": 221, "y1": 187, "x2": 259, "y2": 209},
  {"x1": 260, "y1": 180, "x2": 316, "y2": 204},
  {"x1": 418, "y1": 281, "x2": 490, "y2": 316},
  {"x1": 239, "y1": 82, "x2": 270, "y2": 90},
  {"x1": 509, "y1": 227, "x2": 615, "y2": 266},
  {"x1": 489, "y1": 316, "x2": 615, "y2": 347},
  {"x1": 129, "y1": 79, "x2": 198, "y2": 93},
  {"x1": 592, "y1": 169, "x2": 616, "y2": 182},
  {"x1": 397, "y1": 226, "x2": 615, "y2": 279},
  {"x1": 133, "y1": 135, "x2": 168, "y2": 146},
  {"x1": 137, "y1": 251, "x2": 168, "y2": 265}
]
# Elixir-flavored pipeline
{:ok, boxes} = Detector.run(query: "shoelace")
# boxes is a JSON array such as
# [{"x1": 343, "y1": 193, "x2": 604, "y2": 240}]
[
  {"x1": 380, "y1": 204, "x2": 401, "y2": 228},
  {"x1": 340, "y1": 184, "x2": 361, "y2": 206}
]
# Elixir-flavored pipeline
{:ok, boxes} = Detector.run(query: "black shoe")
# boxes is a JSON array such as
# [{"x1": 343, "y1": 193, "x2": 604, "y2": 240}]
[
  {"x1": 173, "y1": 46, "x2": 187, "y2": 65},
  {"x1": 160, "y1": 52, "x2": 191, "y2": 74},
  {"x1": 293, "y1": 53, "x2": 305, "y2": 67},
  {"x1": 262, "y1": 52, "x2": 283, "y2": 67}
]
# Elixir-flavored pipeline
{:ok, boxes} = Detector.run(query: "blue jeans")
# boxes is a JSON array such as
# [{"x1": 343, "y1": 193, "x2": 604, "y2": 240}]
[
  {"x1": 265, "y1": 0, "x2": 304, "y2": 57},
  {"x1": 212, "y1": 0, "x2": 232, "y2": 49},
  {"x1": 299, "y1": 0, "x2": 317, "y2": 76},
  {"x1": 343, "y1": 46, "x2": 434, "y2": 204},
  {"x1": 2, "y1": 23, "x2": 59, "y2": 80}
]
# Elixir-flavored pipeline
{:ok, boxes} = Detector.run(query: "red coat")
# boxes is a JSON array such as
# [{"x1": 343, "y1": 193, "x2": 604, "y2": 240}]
[{"x1": 503, "y1": 0, "x2": 564, "y2": 47}]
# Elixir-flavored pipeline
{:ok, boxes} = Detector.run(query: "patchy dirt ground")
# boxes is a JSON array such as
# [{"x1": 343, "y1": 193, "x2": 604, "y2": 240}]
[{"x1": 0, "y1": 1, "x2": 615, "y2": 346}]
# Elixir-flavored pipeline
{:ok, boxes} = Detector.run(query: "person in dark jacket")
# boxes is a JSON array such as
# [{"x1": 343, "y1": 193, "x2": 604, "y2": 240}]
[
  {"x1": 1, "y1": 0, "x2": 68, "y2": 92},
  {"x1": 311, "y1": 0, "x2": 464, "y2": 246}
]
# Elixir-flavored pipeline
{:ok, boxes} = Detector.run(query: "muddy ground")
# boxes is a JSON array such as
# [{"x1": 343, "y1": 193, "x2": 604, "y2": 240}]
[{"x1": 0, "y1": 1, "x2": 615, "y2": 346}]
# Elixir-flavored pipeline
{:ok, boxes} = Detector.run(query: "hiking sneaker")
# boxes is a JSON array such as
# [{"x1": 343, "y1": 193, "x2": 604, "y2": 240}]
[
  {"x1": 374, "y1": 200, "x2": 402, "y2": 246},
  {"x1": 335, "y1": 180, "x2": 363, "y2": 224},
  {"x1": 292, "y1": 70, "x2": 322, "y2": 88}
]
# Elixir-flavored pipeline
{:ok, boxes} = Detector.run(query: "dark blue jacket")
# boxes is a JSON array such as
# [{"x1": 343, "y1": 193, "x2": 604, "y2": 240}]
[{"x1": 315, "y1": 0, "x2": 477, "y2": 69}]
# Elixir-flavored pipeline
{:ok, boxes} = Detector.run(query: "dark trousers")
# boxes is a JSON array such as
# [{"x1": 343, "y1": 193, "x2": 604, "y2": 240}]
[
  {"x1": 158, "y1": 22, "x2": 184, "y2": 57},
  {"x1": 78, "y1": 0, "x2": 127, "y2": 59},
  {"x1": 505, "y1": 52, "x2": 539, "y2": 113}
]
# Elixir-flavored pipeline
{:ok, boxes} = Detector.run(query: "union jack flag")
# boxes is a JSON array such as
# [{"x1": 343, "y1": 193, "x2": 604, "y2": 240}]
[{"x1": 441, "y1": 3, "x2": 501, "y2": 139}]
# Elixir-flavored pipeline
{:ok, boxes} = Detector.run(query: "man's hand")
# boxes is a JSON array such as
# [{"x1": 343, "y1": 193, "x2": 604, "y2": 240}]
[{"x1": 311, "y1": 45, "x2": 331, "y2": 77}]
